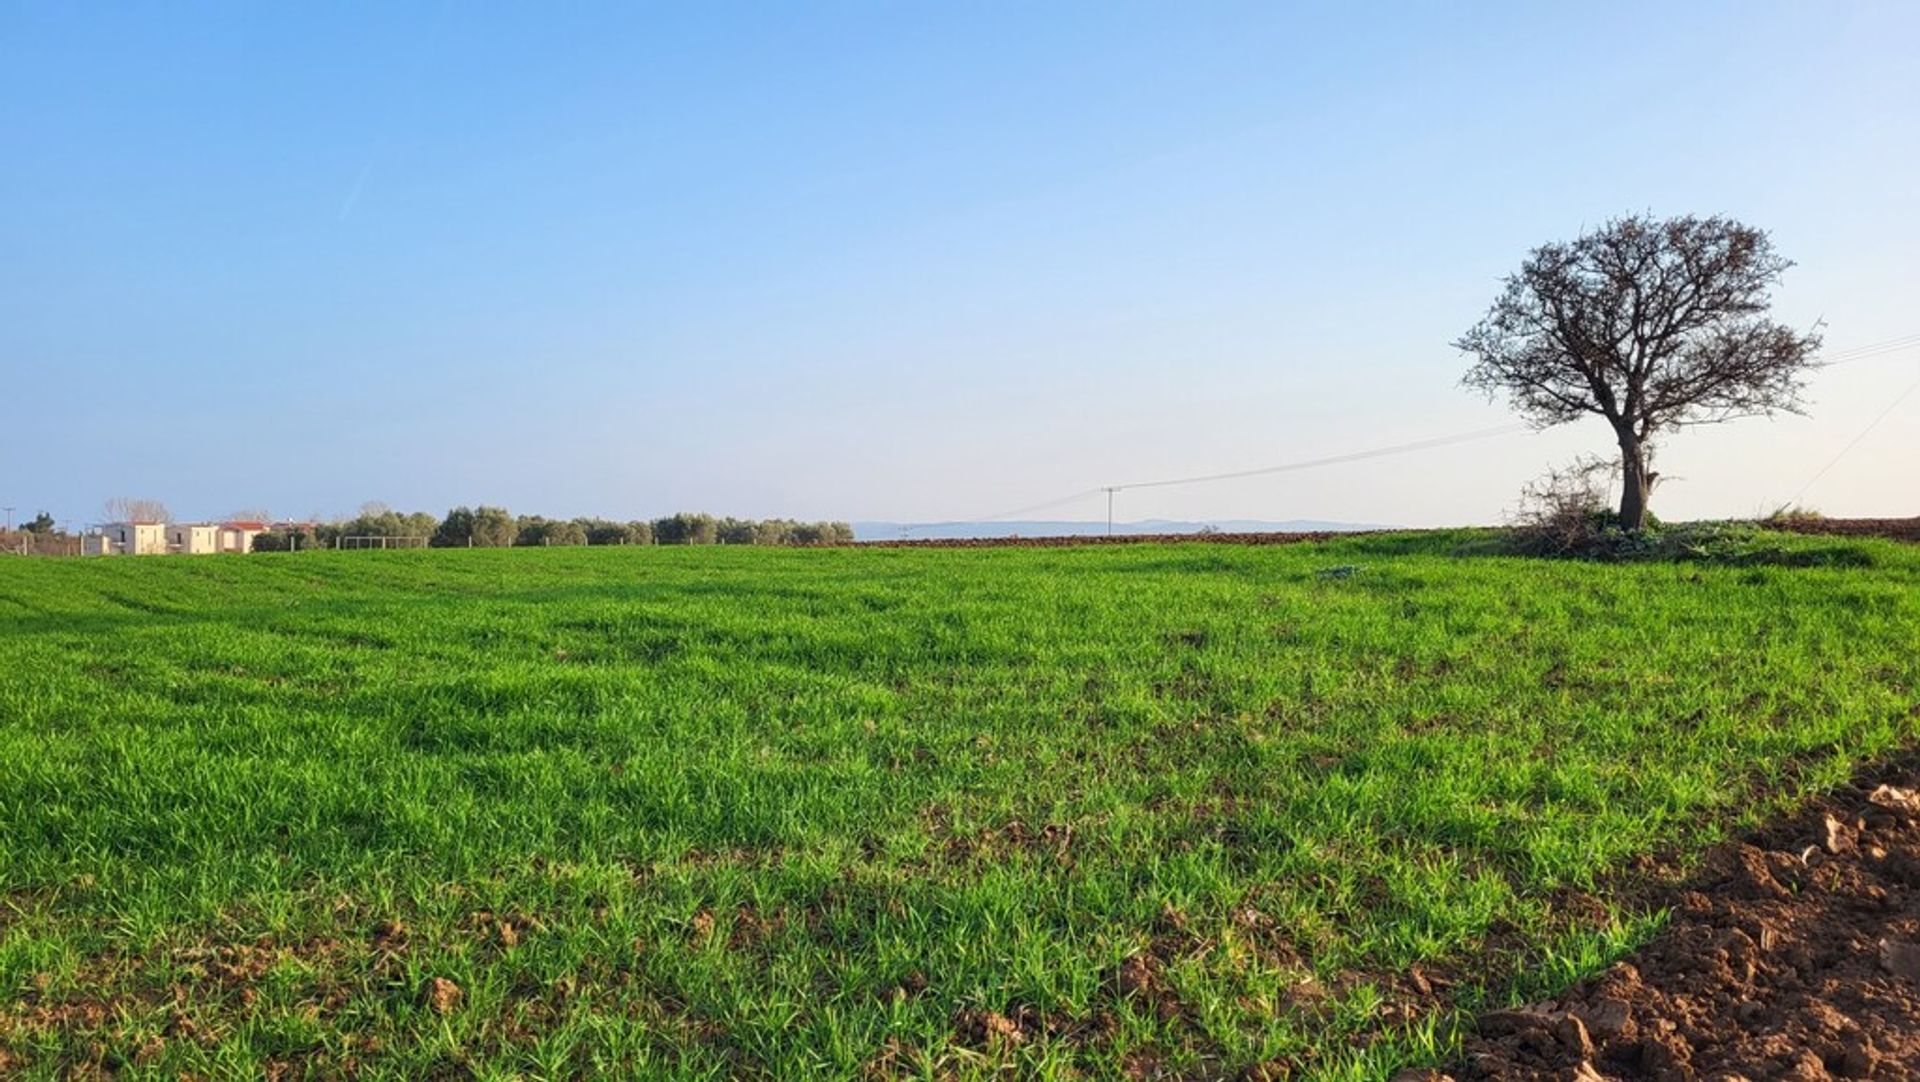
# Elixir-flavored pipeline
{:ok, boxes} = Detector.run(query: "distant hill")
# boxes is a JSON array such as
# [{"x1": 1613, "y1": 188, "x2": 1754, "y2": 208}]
[{"x1": 851, "y1": 518, "x2": 1387, "y2": 541}]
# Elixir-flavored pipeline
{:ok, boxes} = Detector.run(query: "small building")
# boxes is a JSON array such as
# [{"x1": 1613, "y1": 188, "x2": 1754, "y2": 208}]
[
  {"x1": 167, "y1": 523, "x2": 221, "y2": 555},
  {"x1": 219, "y1": 520, "x2": 269, "y2": 553},
  {"x1": 85, "y1": 521, "x2": 168, "y2": 556}
]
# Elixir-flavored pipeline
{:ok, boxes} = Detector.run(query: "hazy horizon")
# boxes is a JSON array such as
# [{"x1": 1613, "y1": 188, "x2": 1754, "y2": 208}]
[{"x1": 5, "y1": 3, "x2": 1916, "y2": 530}]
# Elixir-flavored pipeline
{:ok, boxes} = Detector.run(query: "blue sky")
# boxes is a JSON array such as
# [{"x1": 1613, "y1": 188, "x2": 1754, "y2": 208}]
[{"x1": 3, "y1": 1, "x2": 1916, "y2": 529}]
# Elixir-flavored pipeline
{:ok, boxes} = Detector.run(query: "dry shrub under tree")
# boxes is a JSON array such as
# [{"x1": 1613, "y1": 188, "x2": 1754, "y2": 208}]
[
  {"x1": 1505, "y1": 463, "x2": 1872, "y2": 567},
  {"x1": 1509, "y1": 458, "x2": 1620, "y2": 556}
]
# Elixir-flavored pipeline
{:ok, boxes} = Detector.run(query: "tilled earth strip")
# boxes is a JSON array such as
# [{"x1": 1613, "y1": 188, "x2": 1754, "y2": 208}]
[
  {"x1": 1443, "y1": 762, "x2": 1920, "y2": 1081},
  {"x1": 861, "y1": 518, "x2": 1920, "y2": 550},
  {"x1": 1770, "y1": 519, "x2": 1920, "y2": 545},
  {"x1": 861, "y1": 531, "x2": 1371, "y2": 548}
]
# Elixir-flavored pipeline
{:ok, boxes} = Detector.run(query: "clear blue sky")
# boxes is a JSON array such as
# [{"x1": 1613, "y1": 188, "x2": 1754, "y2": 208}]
[{"x1": 4, "y1": 1, "x2": 1916, "y2": 529}]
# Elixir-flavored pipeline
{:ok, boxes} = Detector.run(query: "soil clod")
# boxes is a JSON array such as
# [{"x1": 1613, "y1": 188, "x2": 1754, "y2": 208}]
[
  {"x1": 423, "y1": 977, "x2": 462, "y2": 1015},
  {"x1": 1458, "y1": 764, "x2": 1920, "y2": 1079}
]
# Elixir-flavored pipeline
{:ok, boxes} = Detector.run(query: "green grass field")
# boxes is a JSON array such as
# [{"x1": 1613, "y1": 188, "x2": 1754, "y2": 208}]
[{"x1": 3, "y1": 532, "x2": 1917, "y2": 1079}]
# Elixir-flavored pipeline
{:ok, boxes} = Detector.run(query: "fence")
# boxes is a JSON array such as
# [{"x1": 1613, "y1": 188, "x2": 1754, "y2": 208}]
[{"x1": 0, "y1": 531, "x2": 84, "y2": 557}]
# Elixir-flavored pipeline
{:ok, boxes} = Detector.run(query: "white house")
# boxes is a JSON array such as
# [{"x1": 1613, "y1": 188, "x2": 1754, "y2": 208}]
[
  {"x1": 218, "y1": 520, "x2": 269, "y2": 553},
  {"x1": 84, "y1": 521, "x2": 169, "y2": 556},
  {"x1": 167, "y1": 523, "x2": 221, "y2": 555}
]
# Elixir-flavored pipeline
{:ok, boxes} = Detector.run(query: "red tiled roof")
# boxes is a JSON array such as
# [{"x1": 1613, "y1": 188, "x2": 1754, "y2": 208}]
[{"x1": 222, "y1": 520, "x2": 270, "y2": 531}]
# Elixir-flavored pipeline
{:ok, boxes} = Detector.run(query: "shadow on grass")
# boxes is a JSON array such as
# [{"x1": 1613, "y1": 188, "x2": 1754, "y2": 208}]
[{"x1": 1334, "y1": 526, "x2": 1878, "y2": 569}]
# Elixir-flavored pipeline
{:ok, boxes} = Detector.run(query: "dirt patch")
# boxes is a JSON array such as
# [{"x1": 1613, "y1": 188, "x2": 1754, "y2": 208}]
[
  {"x1": 1453, "y1": 769, "x2": 1920, "y2": 1080},
  {"x1": 863, "y1": 530, "x2": 1376, "y2": 549},
  {"x1": 862, "y1": 518, "x2": 1920, "y2": 550},
  {"x1": 938, "y1": 817, "x2": 1079, "y2": 866},
  {"x1": 1769, "y1": 517, "x2": 1920, "y2": 544}
]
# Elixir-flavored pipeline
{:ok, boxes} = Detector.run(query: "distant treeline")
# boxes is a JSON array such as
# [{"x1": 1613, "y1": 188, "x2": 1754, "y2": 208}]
[{"x1": 251, "y1": 508, "x2": 854, "y2": 551}]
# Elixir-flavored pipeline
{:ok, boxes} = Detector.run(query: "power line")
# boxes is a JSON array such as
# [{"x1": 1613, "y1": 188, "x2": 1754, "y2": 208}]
[
  {"x1": 1821, "y1": 333, "x2": 1920, "y2": 367},
  {"x1": 901, "y1": 488, "x2": 1105, "y2": 534},
  {"x1": 903, "y1": 330, "x2": 1920, "y2": 535},
  {"x1": 1093, "y1": 423, "x2": 1530, "y2": 533},
  {"x1": 1106, "y1": 423, "x2": 1530, "y2": 493},
  {"x1": 1784, "y1": 330, "x2": 1920, "y2": 501},
  {"x1": 904, "y1": 422, "x2": 1533, "y2": 533},
  {"x1": 1791, "y1": 368, "x2": 1920, "y2": 504}
]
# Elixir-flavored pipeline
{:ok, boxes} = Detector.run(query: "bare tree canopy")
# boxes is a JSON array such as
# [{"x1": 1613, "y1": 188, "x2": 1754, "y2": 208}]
[
  {"x1": 103, "y1": 497, "x2": 172, "y2": 524},
  {"x1": 1455, "y1": 214, "x2": 1822, "y2": 529}
]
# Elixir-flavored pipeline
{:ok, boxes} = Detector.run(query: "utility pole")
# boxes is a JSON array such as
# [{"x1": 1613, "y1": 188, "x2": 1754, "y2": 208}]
[
  {"x1": 1103, "y1": 488, "x2": 1117, "y2": 536},
  {"x1": 2, "y1": 507, "x2": 13, "y2": 531}
]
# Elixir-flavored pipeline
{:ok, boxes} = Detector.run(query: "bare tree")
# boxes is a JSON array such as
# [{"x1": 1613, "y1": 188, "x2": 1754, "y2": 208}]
[
  {"x1": 226, "y1": 507, "x2": 273, "y2": 523},
  {"x1": 1455, "y1": 214, "x2": 1822, "y2": 529},
  {"x1": 103, "y1": 497, "x2": 172, "y2": 523}
]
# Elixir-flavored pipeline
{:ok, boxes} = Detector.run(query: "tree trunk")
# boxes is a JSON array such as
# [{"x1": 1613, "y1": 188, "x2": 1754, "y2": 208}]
[{"x1": 1617, "y1": 435, "x2": 1652, "y2": 530}]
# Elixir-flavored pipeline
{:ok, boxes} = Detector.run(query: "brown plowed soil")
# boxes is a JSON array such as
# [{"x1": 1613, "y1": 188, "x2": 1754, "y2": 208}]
[
  {"x1": 1451, "y1": 761, "x2": 1920, "y2": 1081},
  {"x1": 860, "y1": 518, "x2": 1919, "y2": 549},
  {"x1": 863, "y1": 531, "x2": 1378, "y2": 549},
  {"x1": 1769, "y1": 518, "x2": 1920, "y2": 544}
]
